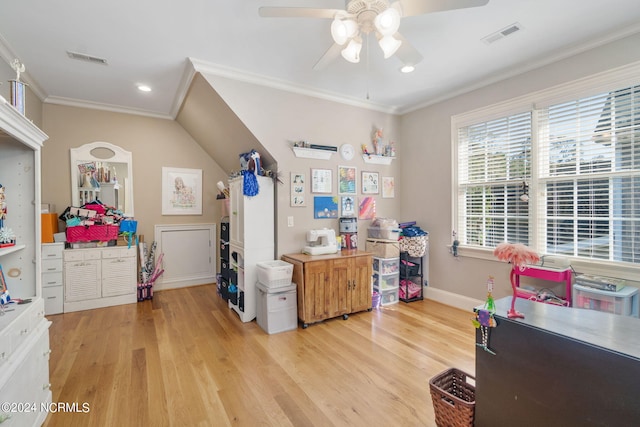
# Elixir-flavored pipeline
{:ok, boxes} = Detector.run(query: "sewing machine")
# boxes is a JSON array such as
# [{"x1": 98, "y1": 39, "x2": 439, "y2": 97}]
[{"x1": 303, "y1": 228, "x2": 338, "y2": 255}]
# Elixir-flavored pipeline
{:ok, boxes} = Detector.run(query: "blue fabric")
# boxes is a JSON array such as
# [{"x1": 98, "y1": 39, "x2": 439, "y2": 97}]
[{"x1": 242, "y1": 170, "x2": 259, "y2": 197}]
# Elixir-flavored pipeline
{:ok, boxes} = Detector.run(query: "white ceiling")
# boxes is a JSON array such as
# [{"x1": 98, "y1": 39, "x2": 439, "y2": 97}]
[{"x1": 1, "y1": 0, "x2": 639, "y2": 118}]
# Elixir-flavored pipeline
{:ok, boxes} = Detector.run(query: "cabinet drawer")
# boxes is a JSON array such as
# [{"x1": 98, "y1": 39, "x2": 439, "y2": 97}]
[
  {"x1": 43, "y1": 287, "x2": 63, "y2": 315},
  {"x1": 41, "y1": 243, "x2": 64, "y2": 259},
  {"x1": 42, "y1": 258, "x2": 63, "y2": 274},
  {"x1": 63, "y1": 249, "x2": 101, "y2": 262},
  {"x1": 101, "y1": 247, "x2": 136, "y2": 259},
  {"x1": 42, "y1": 272, "x2": 63, "y2": 288}
]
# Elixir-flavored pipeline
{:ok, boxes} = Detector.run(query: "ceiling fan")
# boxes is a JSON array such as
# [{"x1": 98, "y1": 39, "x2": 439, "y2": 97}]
[{"x1": 259, "y1": 0, "x2": 490, "y2": 71}]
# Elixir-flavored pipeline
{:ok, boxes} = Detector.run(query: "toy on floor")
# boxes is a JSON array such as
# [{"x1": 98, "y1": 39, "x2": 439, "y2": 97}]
[
  {"x1": 472, "y1": 276, "x2": 497, "y2": 355},
  {"x1": 493, "y1": 242, "x2": 540, "y2": 319}
]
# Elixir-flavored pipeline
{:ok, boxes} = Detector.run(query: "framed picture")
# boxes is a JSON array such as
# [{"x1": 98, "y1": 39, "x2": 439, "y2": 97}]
[
  {"x1": 338, "y1": 165, "x2": 357, "y2": 195},
  {"x1": 361, "y1": 171, "x2": 379, "y2": 194},
  {"x1": 341, "y1": 196, "x2": 356, "y2": 216},
  {"x1": 382, "y1": 176, "x2": 395, "y2": 198},
  {"x1": 311, "y1": 168, "x2": 332, "y2": 193},
  {"x1": 162, "y1": 167, "x2": 203, "y2": 215},
  {"x1": 358, "y1": 196, "x2": 376, "y2": 220},
  {"x1": 314, "y1": 196, "x2": 339, "y2": 219},
  {"x1": 291, "y1": 172, "x2": 306, "y2": 206}
]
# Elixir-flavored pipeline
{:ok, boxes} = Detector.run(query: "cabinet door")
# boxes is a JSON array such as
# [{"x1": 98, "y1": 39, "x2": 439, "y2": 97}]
[
  {"x1": 229, "y1": 178, "x2": 244, "y2": 247},
  {"x1": 349, "y1": 255, "x2": 373, "y2": 313},
  {"x1": 102, "y1": 257, "x2": 136, "y2": 297},
  {"x1": 65, "y1": 260, "x2": 101, "y2": 301},
  {"x1": 328, "y1": 258, "x2": 350, "y2": 318},
  {"x1": 302, "y1": 260, "x2": 341, "y2": 323}
]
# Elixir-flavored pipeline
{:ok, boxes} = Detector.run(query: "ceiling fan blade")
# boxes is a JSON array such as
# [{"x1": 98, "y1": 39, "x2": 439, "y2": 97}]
[
  {"x1": 258, "y1": 7, "x2": 341, "y2": 19},
  {"x1": 313, "y1": 43, "x2": 343, "y2": 71},
  {"x1": 393, "y1": 33, "x2": 424, "y2": 67},
  {"x1": 397, "y1": 0, "x2": 489, "y2": 17}
]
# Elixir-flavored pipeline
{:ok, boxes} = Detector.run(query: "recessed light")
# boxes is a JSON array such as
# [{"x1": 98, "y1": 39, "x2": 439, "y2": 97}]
[
  {"x1": 400, "y1": 65, "x2": 415, "y2": 73},
  {"x1": 137, "y1": 84, "x2": 152, "y2": 92}
]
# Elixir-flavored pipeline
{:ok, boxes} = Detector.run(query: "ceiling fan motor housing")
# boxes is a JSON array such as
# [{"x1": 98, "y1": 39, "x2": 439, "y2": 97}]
[{"x1": 347, "y1": 0, "x2": 391, "y2": 33}]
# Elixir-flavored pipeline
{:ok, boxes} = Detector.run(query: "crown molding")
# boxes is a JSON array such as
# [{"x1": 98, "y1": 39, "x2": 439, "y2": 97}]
[
  {"x1": 44, "y1": 95, "x2": 173, "y2": 120},
  {"x1": 187, "y1": 57, "x2": 401, "y2": 115}
]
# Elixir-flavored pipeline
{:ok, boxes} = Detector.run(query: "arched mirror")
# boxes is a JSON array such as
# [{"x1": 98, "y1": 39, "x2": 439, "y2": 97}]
[{"x1": 70, "y1": 142, "x2": 134, "y2": 217}]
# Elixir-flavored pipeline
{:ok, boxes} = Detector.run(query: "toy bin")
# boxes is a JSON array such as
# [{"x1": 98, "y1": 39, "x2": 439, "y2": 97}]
[
  {"x1": 257, "y1": 260, "x2": 294, "y2": 288},
  {"x1": 429, "y1": 368, "x2": 475, "y2": 427},
  {"x1": 573, "y1": 284, "x2": 639, "y2": 317}
]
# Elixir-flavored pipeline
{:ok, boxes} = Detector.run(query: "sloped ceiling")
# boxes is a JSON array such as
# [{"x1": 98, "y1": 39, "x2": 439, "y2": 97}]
[{"x1": 176, "y1": 72, "x2": 275, "y2": 174}]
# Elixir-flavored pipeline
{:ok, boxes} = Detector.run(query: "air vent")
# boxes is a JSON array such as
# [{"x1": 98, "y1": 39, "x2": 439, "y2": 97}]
[
  {"x1": 66, "y1": 51, "x2": 108, "y2": 65},
  {"x1": 481, "y1": 22, "x2": 523, "y2": 45}
]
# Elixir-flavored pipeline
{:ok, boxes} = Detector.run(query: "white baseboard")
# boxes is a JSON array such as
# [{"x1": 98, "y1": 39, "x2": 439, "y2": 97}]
[{"x1": 424, "y1": 286, "x2": 483, "y2": 312}]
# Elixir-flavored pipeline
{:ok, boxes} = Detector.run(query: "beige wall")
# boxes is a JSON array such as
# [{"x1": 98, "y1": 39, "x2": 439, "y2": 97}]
[
  {"x1": 400, "y1": 32, "x2": 640, "y2": 303},
  {"x1": 41, "y1": 104, "x2": 229, "y2": 244},
  {"x1": 7, "y1": 30, "x2": 639, "y2": 302},
  {"x1": 202, "y1": 74, "x2": 402, "y2": 255}
]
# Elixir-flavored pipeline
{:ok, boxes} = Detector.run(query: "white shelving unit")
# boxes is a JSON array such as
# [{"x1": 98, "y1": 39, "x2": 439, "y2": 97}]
[
  {"x1": 292, "y1": 147, "x2": 335, "y2": 160},
  {"x1": 228, "y1": 175, "x2": 275, "y2": 322},
  {"x1": 0, "y1": 96, "x2": 52, "y2": 426},
  {"x1": 362, "y1": 154, "x2": 395, "y2": 165}
]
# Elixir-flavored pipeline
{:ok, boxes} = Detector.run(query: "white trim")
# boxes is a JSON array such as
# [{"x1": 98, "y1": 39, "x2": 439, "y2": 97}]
[
  {"x1": 424, "y1": 286, "x2": 483, "y2": 312},
  {"x1": 189, "y1": 58, "x2": 400, "y2": 115}
]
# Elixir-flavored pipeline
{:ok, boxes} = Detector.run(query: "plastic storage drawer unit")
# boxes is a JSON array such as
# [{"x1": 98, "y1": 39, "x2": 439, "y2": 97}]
[
  {"x1": 256, "y1": 282, "x2": 298, "y2": 334},
  {"x1": 573, "y1": 284, "x2": 639, "y2": 317}
]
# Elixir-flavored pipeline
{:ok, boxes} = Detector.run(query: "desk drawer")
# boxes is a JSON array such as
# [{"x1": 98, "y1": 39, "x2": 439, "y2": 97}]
[
  {"x1": 42, "y1": 259, "x2": 63, "y2": 274},
  {"x1": 42, "y1": 272, "x2": 63, "y2": 288}
]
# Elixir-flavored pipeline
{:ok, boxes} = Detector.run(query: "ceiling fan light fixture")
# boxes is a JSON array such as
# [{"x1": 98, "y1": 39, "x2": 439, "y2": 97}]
[
  {"x1": 379, "y1": 35, "x2": 401, "y2": 58},
  {"x1": 331, "y1": 17, "x2": 358, "y2": 45},
  {"x1": 341, "y1": 38, "x2": 362, "y2": 63},
  {"x1": 374, "y1": 7, "x2": 401, "y2": 36},
  {"x1": 400, "y1": 64, "x2": 415, "y2": 73}
]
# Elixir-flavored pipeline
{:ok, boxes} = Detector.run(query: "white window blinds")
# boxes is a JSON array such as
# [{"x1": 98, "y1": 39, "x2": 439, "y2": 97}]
[
  {"x1": 457, "y1": 112, "x2": 532, "y2": 247},
  {"x1": 537, "y1": 85, "x2": 640, "y2": 263}
]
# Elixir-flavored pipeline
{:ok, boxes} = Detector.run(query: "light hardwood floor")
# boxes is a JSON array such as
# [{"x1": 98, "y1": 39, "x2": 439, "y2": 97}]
[{"x1": 43, "y1": 284, "x2": 476, "y2": 426}]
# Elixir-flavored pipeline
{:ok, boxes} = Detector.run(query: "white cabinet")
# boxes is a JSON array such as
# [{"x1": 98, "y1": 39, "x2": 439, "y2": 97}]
[
  {"x1": 228, "y1": 175, "x2": 274, "y2": 322},
  {"x1": 63, "y1": 246, "x2": 137, "y2": 312},
  {"x1": 42, "y1": 242, "x2": 64, "y2": 315},
  {"x1": 0, "y1": 96, "x2": 52, "y2": 424}
]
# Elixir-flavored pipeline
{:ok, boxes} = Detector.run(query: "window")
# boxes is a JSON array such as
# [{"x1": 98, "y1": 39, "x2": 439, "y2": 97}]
[{"x1": 453, "y1": 68, "x2": 640, "y2": 273}]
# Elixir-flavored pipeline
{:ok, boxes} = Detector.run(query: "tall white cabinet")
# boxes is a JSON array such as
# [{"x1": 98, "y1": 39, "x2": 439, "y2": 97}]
[
  {"x1": 0, "y1": 96, "x2": 52, "y2": 425},
  {"x1": 228, "y1": 175, "x2": 274, "y2": 322}
]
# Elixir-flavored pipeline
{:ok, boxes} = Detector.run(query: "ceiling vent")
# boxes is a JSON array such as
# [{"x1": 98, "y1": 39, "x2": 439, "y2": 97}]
[
  {"x1": 66, "y1": 51, "x2": 108, "y2": 65},
  {"x1": 482, "y1": 22, "x2": 522, "y2": 45}
]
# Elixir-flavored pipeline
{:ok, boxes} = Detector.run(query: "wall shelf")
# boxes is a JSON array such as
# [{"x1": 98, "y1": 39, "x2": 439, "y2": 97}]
[
  {"x1": 292, "y1": 147, "x2": 334, "y2": 160},
  {"x1": 362, "y1": 154, "x2": 395, "y2": 165}
]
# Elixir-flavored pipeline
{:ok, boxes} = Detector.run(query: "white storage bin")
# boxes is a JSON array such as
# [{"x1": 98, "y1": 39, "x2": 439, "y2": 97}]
[
  {"x1": 573, "y1": 284, "x2": 639, "y2": 317},
  {"x1": 377, "y1": 287, "x2": 398, "y2": 306},
  {"x1": 368, "y1": 226, "x2": 401, "y2": 240},
  {"x1": 256, "y1": 282, "x2": 298, "y2": 334},
  {"x1": 373, "y1": 273, "x2": 399, "y2": 291},
  {"x1": 373, "y1": 257, "x2": 400, "y2": 275},
  {"x1": 257, "y1": 260, "x2": 294, "y2": 288}
]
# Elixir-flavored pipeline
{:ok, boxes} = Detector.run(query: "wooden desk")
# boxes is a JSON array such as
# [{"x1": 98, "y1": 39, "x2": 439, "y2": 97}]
[{"x1": 475, "y1": 297, "x2": 640, "y2": 426}]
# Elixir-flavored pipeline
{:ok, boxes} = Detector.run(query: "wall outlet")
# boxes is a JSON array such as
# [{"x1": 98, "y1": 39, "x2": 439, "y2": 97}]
[{"x1": 287, "y1": 216, "x2": 294, "y2": 227}]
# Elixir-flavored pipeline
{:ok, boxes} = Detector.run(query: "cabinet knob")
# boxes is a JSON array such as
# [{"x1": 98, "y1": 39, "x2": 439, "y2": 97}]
[
  {"x1": 43, "y1": 349, "x2": 52, "y2": 357},
  {"x1": 43, "y1": 383, "x2": 52, "y2": 390}
]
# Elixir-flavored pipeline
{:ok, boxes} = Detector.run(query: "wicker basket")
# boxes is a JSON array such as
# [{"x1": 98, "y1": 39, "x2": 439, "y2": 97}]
[{"x1": 429, "y1": 368, "x2": 475, "y2": 427}]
